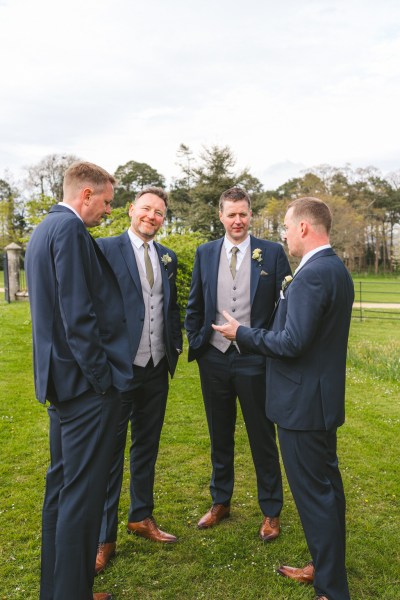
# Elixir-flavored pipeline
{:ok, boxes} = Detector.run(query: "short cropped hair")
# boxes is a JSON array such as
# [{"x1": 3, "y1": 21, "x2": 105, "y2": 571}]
[
  {"x1": 288, "y1": 197, "x2": 332, "y2": 234},
  {"x1": 63, "y1": 161, "x2": 115, "y2": 196},
  {"x1": 219, "y1": 187, "x2": 251, "y2": 212},
  {"x1": 135, "y1": 186, "x2": 168, "y2": 208}
]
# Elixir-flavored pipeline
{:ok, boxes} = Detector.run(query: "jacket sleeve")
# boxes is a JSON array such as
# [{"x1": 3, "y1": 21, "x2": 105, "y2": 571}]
[
  {"x1": 52, "y1": 219, "x2": 112, "y2": 393},
  {"x1": 237, "y1": 268, "x2": 326, "y2": 359},
  {"x1": 184, "y1": 249, "x2": 206, "y2": 350},
  {"x1": 169, "y1": 251, "x2": 183, "y2": 350}
]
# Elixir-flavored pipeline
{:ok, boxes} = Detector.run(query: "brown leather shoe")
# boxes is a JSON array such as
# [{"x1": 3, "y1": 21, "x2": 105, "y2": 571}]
[
  {"x1": 259, "y1": 516, "x2": 280, "y2": 541},
  {"x1": 277, "y1": 561, "x2": 314, "y2": 584},
  {"x1": 93, "y1": 594, "x2": 112, "y2": 600},
  {"x1": 197, "y1": 504, "x2": 230, "y2": 529},
  {"x1": 127, "y1": 516, "x2": 177, "y2": 543},
  {"x1": 95, "y1": 542, "x2": 116, "y2": 575}
]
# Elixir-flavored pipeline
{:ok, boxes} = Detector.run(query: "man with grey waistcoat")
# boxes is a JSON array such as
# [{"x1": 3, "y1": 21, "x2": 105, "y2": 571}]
[
  {"x1": 185, "y1": 187, "x2": 291, "y2": 538},
  {"x1": 95, "y1": 187, "x2": 182, "y2": 574}
]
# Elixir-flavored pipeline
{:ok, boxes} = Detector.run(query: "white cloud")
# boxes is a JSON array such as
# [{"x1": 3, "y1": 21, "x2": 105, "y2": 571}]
[{"x1": 1, "y1": 0, "x2": 400, "y2": 187}]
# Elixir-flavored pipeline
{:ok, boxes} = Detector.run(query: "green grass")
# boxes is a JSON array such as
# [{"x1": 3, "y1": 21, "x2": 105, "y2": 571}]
[
  {"x1": 0, "y1": 303, "x2": 399, "y2": 599},
  {"x1": 352, "y1": 278, "x2": 400, "y2": 304}
]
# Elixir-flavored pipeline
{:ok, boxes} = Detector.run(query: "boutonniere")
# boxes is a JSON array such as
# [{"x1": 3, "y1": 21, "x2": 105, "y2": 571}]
[
  {"x1": 281, "y1": 275, "x2": 293, "y2": 292},
  {"x1": 161, "y1": 253, "x2": 172, "y2": 269},
  {"x1": 252, "y1": 248, "x2": 262, "y2": 264}
]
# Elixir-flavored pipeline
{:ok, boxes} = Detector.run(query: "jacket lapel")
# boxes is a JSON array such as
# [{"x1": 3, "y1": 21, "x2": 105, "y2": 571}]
[
  {"x1": 154, "y1": 243, "x2": 171, "y2": 312},
  {"x1": 209, "y1": 239, "x2": 224, "y2": 311},
  {"x1": 119, "y1": 232, "x2": 143, "y2": 297},
  {"x1": 250, "y1": 236, "x2": 261, "y2": 305}
]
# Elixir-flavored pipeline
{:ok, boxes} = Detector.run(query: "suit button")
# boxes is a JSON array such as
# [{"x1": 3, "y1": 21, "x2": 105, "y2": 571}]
[
  {"x1": 233, "y1": 286, "x2": 237, "y2": 290},
  {"x1": 232, "y1": 309, "x2": 236, "y2": 313},
  {"x1": 233, "y1": 298, "x2": 236, "y2": 301}
]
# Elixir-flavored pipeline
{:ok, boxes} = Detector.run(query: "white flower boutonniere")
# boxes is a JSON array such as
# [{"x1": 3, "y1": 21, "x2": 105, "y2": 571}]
[
  {"x1": 252, "y1": 248, "x2": 262, "y2": 263},
  {"x1": 161, "y1": 253, "x2": 172, "y2": 269},
  {"x1": 281, "y1": 275, "x2": 293, "y2": 292}
]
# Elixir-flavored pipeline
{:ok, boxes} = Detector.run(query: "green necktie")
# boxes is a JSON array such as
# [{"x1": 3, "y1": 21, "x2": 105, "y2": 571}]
[
  {"x1": 230, "y1": 246, "x2": 239, "y2": 279},
  {"x1": 143, "y1": 242, "x2": 154, "y2": 288}
]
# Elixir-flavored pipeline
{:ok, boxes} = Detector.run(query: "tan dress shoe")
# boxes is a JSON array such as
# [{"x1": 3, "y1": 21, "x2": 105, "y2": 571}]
[
  {"x1": 259, "y1": 516, "x2": 280, "y2": 541},
  {"x1": 95, "y1": 542, "x2": 116, "y2": 575},
  {"x1": 127, "y1": 516, "x2": 177, "y2": 543},
  {"x1": 277, "y1": 561, "x2": 314, "y2": 584},
  {"x1": 93, "y1": 594, "x2": 112, "y2": 600},
  {"x1": 197, "y1": 504, "x2": 231, "y2": 529}
]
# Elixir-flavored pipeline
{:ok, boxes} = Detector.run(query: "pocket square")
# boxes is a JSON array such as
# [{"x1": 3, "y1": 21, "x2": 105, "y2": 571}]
[
  {"x1": 260, "y1": 270, "x2": 269, "y2": 276},
  {"x1": 168, "y1": 272, "x2": 174, "y2": 279}
]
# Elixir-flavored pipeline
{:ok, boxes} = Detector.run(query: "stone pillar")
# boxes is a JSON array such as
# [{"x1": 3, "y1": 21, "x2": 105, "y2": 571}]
[{"x1": 5, "y1": 242, "x2": 22, "y2": 302}]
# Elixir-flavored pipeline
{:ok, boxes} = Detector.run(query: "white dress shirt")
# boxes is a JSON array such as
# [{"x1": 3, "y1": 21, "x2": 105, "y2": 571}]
[
  {"x1": 58, "y1": 202, "x2": 83, "y2": 222},
  {"x1": 223, "y1": 235, "x2": 251, "y2": 272},
  {"x1": 294, "y1": 244, "x2": 331, "y2": 275},
  {"x1": 128, "y1": 229, "x2": 159, "y2": 281}
]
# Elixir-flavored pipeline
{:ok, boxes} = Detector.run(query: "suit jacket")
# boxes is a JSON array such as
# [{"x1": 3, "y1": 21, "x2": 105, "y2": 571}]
[
  {"x1": 236, "y1": 248, "x2": 354, "y2": 431},
  {"x1": 25, "y1": 205, "x2": 133, "y2": 403},
  {"x1": 185, "y1": 235, "x2": 291, "y2": 362},
  {"x1": 96, "y1": 231, "x2": 182, "y2": 377}
]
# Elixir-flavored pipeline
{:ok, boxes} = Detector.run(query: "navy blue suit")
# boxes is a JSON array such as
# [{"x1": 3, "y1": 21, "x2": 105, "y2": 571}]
[
  {"x1": 237, "y1": 248, "x2": 354, "y2": 599},
  {"x1": 25, "y1": 205, "x2": 133, "y2": 600},
  {"x1": 185, "y1": 235, "x2": 291, "y2": 516},
  {"x1": 96, "y1": 232, "x2": 182, "y2": 539}
]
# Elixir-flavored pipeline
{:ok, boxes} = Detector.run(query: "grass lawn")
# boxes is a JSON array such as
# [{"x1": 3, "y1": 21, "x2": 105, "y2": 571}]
[{"x1": 0, "y1": 303, "x2": 399, "y2": 599}]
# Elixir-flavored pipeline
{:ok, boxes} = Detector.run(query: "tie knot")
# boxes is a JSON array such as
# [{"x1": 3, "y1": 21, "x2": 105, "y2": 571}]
[
  {"x1": 143, "y1": 242, "x2": 149, "y2": 249},
  {"x1": 231, "y1": 246, "x2": 239, "y2": 256}
]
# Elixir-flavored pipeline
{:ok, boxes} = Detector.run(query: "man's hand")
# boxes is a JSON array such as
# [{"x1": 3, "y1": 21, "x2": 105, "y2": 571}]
[{"x1": 211, "y1": 310, "x2": 240, "y2": 340}]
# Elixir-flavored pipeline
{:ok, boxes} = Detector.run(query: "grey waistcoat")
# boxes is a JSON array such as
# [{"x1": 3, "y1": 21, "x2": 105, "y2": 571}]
[
  {"x1": 209, "y1": 246, "x2": 251, "y2": 353},
  {"x1": 133, "y1": 247, "x2": 165, "y2": 367}
]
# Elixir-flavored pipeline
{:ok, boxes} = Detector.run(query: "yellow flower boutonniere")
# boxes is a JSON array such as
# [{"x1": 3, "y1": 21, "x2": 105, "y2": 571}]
[
  {"x1": 281, "y1": 275, "x2": 293, "y2": 292},
  {"x1": 161, "y1": 253, "x2": 172, "y2": 269},
  {"x1": 252, "y1": 248, "x2": 262, "y2": 263}
]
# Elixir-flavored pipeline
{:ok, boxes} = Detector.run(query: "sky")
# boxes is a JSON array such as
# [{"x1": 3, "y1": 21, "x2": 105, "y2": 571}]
[{"x1": 1, "y1": 0, "x2": 400, "y2": 189}]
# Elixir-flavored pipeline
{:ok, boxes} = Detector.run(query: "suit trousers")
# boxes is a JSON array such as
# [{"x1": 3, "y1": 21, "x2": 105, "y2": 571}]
[
  {"x1": 40, "y1": 387, "x2": 121, "y2": 600},
  {"x1": 197, "y1": 345, "x2": 283, "y2": 516},
  {"x1": 278, "y1": 427, "x2": 350, "y2": 600},
  {"x1": 99, "y1": 357, "x2": 169, "y2": 542}
]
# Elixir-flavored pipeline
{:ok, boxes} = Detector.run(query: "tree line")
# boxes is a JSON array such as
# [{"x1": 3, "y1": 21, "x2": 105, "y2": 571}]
[{"x1": 1, "y1": 145, "x2": 400, "y2": 276}]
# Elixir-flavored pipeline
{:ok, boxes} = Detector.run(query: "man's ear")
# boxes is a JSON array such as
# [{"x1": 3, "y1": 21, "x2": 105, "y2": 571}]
[
  {"x1": 82, "y1": 187, "x2": 92, "y2": 206},
  {"x1": 299, "y1": 220, "x2": 308, "y2": 237}
]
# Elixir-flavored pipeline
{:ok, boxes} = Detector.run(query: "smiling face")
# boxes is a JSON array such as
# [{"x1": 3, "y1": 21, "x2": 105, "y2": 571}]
[
  {"x1": 219, "y1": 199, "x2": 252, "y2": 245},
  {"x1": 129, "y1": 192, "x2": 166, "y2": 241}
]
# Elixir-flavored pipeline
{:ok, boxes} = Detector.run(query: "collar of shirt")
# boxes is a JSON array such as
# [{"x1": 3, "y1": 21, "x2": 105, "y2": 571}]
[
  {"x1": 223, "y1": 235, "x2": 250, "y2": 270},
  {"x1": 127, "y1": 229, "x2": 158, "y2": 277},
  {"x1": 58, "y1": 202, "x2": 83, "y2": 222},
  {"x1": 294, "y1": 244, "x2": 331, "y2": 275}
]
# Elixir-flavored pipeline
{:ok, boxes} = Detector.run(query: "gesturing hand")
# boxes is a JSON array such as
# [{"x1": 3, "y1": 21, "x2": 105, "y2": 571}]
[{"x1": 211, "y1": 310, "x2": 240, "y2": 341}]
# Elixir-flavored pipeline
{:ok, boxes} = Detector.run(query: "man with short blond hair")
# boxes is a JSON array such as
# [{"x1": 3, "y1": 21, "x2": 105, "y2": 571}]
[
  {"x1": 26, "y1": 161, "x2": 133, "y2": 600},
  {"x1": 214, "y1": 197, "x2": 353, "y2": 600}
]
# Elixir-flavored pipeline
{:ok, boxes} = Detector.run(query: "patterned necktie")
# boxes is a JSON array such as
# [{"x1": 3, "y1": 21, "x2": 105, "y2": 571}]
[
  {"x1": 143, "y1": 242, "x2": 154, "y2": 288},
  {"x1": 230, "y1": 246, "x2": 239, "y2": 279}
]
